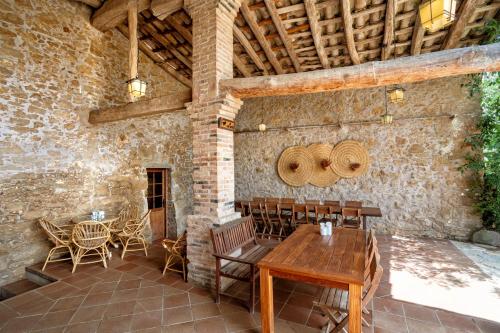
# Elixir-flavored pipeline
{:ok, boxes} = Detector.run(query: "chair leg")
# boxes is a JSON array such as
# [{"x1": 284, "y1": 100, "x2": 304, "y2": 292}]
[
  {"x1": 215, "y1": 259, "x2": 221, "y2": 304},
  {"x1": 182, "y1": 258, "x2": 187, "y2": 282},
  {"x1": 250, "y1": 266, "x2": 256, "y2": 314},
  {"x1": 121, "y1": 238, "x2": 129, "y2": 259},
  {"x1": 42, "y1": 247, "x2": 56, "y2": 271},
  {"x1": 101, "y1": 247, "x2": 108, "y2": 268},
  {"x1": 72, "y1": 248, "x2": 81, "y2": 273},
  {"x1": 142, "y1": 238, "x2": 148, "y2": 256}
]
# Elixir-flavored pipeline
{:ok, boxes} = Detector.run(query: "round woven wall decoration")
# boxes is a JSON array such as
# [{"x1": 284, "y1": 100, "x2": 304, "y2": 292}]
[
  {"x1": 277, "y1": 146, "x2": 314, "y2": 187},
  {"x1": 308, "y1": 143, "x2": 340, "y2": 187},
  {"x1": 330, "y1": 140, "x2": 370, "y2": 178}
]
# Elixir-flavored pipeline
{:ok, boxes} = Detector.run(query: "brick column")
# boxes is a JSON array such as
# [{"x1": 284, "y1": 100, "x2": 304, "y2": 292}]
[{"x1": 186, "y1": 0, "x2": 243, "y2": 287}]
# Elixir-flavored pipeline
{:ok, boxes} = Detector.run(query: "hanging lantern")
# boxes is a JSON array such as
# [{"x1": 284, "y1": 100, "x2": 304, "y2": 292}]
[
  {"x1": 419, "y1": 0, "x2": 457, "y2": 33},
  {"x1": 258, "y1": 123, "x2": 267, "y2": 132},
  {"x1": 387, "y1": 87, "x2": 405, "y2": 103},
  {"x1": 127, "y1": 77, "x2": 147, "y2": 98},
  {"x1": 380, "y1": 114, "x2": 394, "y2": 125}
]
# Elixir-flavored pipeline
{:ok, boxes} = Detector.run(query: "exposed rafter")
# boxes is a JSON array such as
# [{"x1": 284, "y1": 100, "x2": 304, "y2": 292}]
[
  {"x1": 381, "y1": 0, "x2": 394, "y2": 60},
  {"x1": 264, "y1": 0, "x2": 302, "y2": 72},
  {"x1": 240, "y1": 2, "x2": 284, "y2": 74},
  {"x1": 233, "y1": 53, "x2": 252, "y2": 77},
  {"x1": 74, "y1": 0, "x2": 102, "y2": 8},
  {"x1": 221, "y1": 44, "x2": 500, "y2": 98},
  {"x1": 442, "y1": 0, "x2": 479, "y2": 50},
  {"x1": 340, "y1": 0, "x2": 360, "y2": 65},
  {"x1": 410, "y1": 13, "x2": 425, "y2": 55},
  {"x1": 233, "y1": 25, "x2": 269, "y2": 75},
  {"x1": 304, "y1": 0, "x2": 330, "y2": 69},
  {"x1": 151, "y1": 0, "x2": 183, "y2": 20}
]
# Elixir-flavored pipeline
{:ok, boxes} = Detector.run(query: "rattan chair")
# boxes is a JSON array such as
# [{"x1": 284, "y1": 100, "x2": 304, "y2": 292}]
[
  {"x1": 38, "y1": 218, "x2": 75, "y2": 271},
  {"x1": 71, "y1": 221, "x2": 110, "y2": 273},
  {"x1": 109, "y1": 205, "x2": 139, "y2": 247},
  {"x1": 314, "y1": 235, "x2": 383, "y2": 333},
  {"x1": 117, "y1": 210, "x2": 151, "y2": 259},
  {"x1": 162, "y1": 231, "x2": 188, "y2": 281}
]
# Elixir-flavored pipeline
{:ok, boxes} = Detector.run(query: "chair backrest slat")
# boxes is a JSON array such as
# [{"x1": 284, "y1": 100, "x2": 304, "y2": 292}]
[
  {"x1": 210, "y1": 216, "x2": 256, "y2": 256},
  {"x1": 345, "y1": 201, "x2": 362, "y2": 208}
]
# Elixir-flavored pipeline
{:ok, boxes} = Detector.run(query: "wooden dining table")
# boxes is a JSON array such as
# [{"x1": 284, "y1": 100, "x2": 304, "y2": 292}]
[{"x1": 257, "y1": 225, "x2": 366, "y2": 333}]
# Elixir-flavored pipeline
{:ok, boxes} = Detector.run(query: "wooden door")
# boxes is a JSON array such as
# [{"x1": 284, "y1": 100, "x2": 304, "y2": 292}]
[{"x1": 147, "y1": 168, "x2": 169, "y2": 241}]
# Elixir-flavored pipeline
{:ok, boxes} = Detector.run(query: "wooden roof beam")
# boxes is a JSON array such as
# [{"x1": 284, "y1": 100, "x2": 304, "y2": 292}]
[
  {"x1": 233, "y1": 53, "x2": 252, "y2": 77},
  {"x1": 381, "y1": 0, "x2": 394, "y2": 60},
  {"x1": 442, "y1": 0, "x2": 479, "y2": 50},
  {"x1": 410, "y1": 13, "x2": 424, "y2": 55},
  {"x1": 340, "y1": 0, "x2": 360, "y2": 65},
  {"x1": 304, "y1": 0, "x2": 330, "y2": 69},
  {"x1": 151, "y1": 0, "x2": 183, "y2": 20},
  {"x1": 220, "y1": 43, "x2": 500, "y2": 98},
  {"x1": 74, "y1": 0, "x2": 102, "y2": 8},
  {"x1": 89, "y1": 90, "x2": 191, "y2": 124},
  {"x1": 264, "y1": 0, "x2": 302, "y2": 73},
  {"x1": 91, "y1": 0, "x2": 151, "y2": 32},
  {"x1": 233, "y1": 25, "x2": 269, "y2": 75},
  {"x1": 240, "y1": 2, "x2": 284, "y2": 74}
]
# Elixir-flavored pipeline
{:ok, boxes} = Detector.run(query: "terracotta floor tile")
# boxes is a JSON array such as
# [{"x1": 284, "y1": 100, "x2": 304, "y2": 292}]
[
  {"x1": 406, "y1": 318, "x2": 446, "y2": 333},
  {"x1": 36, "y1": 309, "x2": 75, "y2": 330},
  {"x1": 194, "y1": 317, "x2": 226, "y2": 333},
  {"x1": 223, "y1": 311, "x2": 257, "y2": 332},
  {"x1": 188, "y1": 292, "x2": 213, "y2": 305},
  {"x1": 306, "y1": 310, "x2": 329, "y2": 329},
  {"x1": 372, "y1": 310, "x2": 408, "y2": 333},
  {"x1": 164, "y1": 293, "x2": 189, "y2": 308},
  {"x1": 286, "y1": 294, "x2": 317, "y2": 309},
  {"x1": 81, "y1": 291, "x2": 113, "y2": 307},
  {"x1": 97, "y1": 314, "x2": 133, "y2": 333},
  {"x1": 191, "y1": 302, "x2": 221, "y2": 320},
  {"x1": 130, "y1": 310, "x2": 162, "y2": 331},
  {"x1": 218, "y1": 301, "x2": 248, "y2": 315},
  {"x1": 116, "y1": 279, "x2": 142, "y2": 291},
  {"x1": 278, "y1": 304, "x2": 310, "y2": 325},
  {"x1": 50, "y1": 296, "x2": 85, "y2": 312},
  {"x1": 104, "y1": 300, "x2": 137, "y2": 318},
  {"x1": 115, "y1": 262, "x2": 139, "y2": 272},
  {"x1": 473, "y1": 318, "x2": 500, "y2": 333},
  {"x1": 14, "y1": 298, "x2": 55, "y2": 316},
  {"x1": 436, "y1": 311, "x2": 481, "y2": 332},
  {"x1": 162, "y1": 322, "x2": 195, "y2": 333},
  {"x1": 164, "y1": 306, "x2": 193, "y2": 325},
  {"x1": 63, "y1": 320, "x2": 101, "y2": 333},
  {"x1": 402, "y1": 303, "x2": 440, "y2": 323},
  {"x1": 135, "y1": 297, "x2": 163, "y2": 312},
  {"x1": 0, "y1": 304, "x2": 17, "y2": 326},
  {"x1": 70, "y1": 304, "x2": 107, "y2": 324},
  {"x1": 373, "y1": 298, "x2": 405, "y2": 316},
  {"x1": 137, "y1": 285, "x2": 164, "y2": 299},
  {"x1": 0, "y1": 314, "x2": 43, "y2": 332},
  {"x1": 110, "y1": 288, "x2": 139, "y2": 303},
  {"x1": 89, "y1": 281, "x2": 118, "y2": 294}
]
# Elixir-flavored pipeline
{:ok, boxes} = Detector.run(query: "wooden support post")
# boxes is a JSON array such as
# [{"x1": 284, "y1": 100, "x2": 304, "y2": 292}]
[
  {"x1": 128, "y1": 0, "x2": 139, "y2": 81},
  {"x1": 340, "y1": 0, "x2": 360, "y2": 65},
  {"x1": 220, "y1": 44, "x2": 500, "y2": 98}
]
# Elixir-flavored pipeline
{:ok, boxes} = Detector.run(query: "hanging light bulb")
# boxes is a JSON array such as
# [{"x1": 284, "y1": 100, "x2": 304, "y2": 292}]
[{"x1": 258, "y1": 123, "x2": 267, "y2": 132}]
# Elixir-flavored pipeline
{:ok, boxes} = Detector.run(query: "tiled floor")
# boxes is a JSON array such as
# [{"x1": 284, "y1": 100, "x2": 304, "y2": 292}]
[{"x1": 0, "y1": 235, "x2": 499, "y2": 333}]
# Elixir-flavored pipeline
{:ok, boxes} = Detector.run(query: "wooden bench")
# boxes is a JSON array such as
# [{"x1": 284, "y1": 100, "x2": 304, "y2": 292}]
[{"x1": 210, "y1": 216, "x2": 277, "y2": 313}]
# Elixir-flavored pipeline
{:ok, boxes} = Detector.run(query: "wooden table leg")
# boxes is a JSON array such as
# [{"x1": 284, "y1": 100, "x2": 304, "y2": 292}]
[
  {"x1": 260, "y1": 267, "x2": 274, "y2": 333},
  {"x1": 349, "y1": 283, "x2": 363, "y2": 333},
  {"x1": 363, "y1": 216, "x2": 367, "y2": 230}
]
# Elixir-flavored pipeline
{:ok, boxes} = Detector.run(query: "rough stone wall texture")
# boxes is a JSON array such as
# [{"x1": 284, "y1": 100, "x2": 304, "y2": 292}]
[
  {"x1": 234, "y1": 76, "x2": 482, "y2": 241},
  {"x1": 0, "y1": 0, "x2": 192, "y2": 285}
]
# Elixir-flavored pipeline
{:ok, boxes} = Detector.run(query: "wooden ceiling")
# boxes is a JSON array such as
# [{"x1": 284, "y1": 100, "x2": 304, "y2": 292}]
[{"x1": 82, "y1": 0, "x2": 500, "y2": 86}]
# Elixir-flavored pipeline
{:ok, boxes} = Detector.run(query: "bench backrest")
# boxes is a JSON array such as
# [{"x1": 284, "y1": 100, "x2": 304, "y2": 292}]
[{"x1": 210, "y1": 216, "x2": 256, "y2": 255}]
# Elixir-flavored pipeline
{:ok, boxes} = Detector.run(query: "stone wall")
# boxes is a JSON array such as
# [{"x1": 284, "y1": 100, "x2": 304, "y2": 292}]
[
  {"x1": 234, "y1": 76, "x2": 482, "y2": 240},
  {"x1": 0, "y1": 0, "x2": 192, "y2": 285}
]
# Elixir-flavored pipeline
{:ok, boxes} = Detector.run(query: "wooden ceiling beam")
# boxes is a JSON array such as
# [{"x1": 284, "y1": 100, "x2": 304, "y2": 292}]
[
  {"x1": 304, "y1": 0, "x2": 330, "y2": 69},
  {"x1": 442, "y1": 0, "x2": 479, "y2": 50},
  {"x1": 220, "y1": 43, "x2": 500, "y2": 98},
  {"x1": 89, "y1": 90, "x2": 191, "y2": 124},
  {"x1": 91, "y1": 0, "x2": 151, "y2": 32},
  {"x1": 233, "y1": 25, "x2": 269, "y2": 75},
  {"x1": 410, "y1": 13, "x2": 424, "y2": 55},
  {"x1": 117, "y1": 24, "x2": 192, "y2": 87},
  {"x1": 264, "y1": 0, "x2": 302, "y2": 73},
  {"x1": 240, "y1": 2, "x2": 284, "y2": 74},
  {"x1": 151, "y1": 0, "x2": 183, "y2": 20},
  {"x1": 233, "y1": 53, "x2": 252, "y2": 77},
  {"x1": 165, "y1": 15, "x2": 192, "y2": 44},
  {"x1": 381, "y1": 0, "x2": 394, "y2": 60},
  {"x1": 340, "y1": 0, "x2": 360, "y2": 65},
  {"x1": 74, "y1": 0, "x2": 102, "y2": 8}
]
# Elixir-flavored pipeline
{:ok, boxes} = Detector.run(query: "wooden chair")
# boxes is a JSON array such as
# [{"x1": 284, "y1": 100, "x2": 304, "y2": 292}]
[
  {"x1": 71, "y1": 221, "x2": 110, "y2": 273},
  {"x1": 210, "y1": 216, "x2": 277, "y2": 313},
  {"x1": 264, "y1": 202, "x2": 287, "y2": 237},
  {"x1": 314, "y1": 239, "x2": 383, "y2": 332},
  {"x1": 324, "y1": 200, "x2": 340, "y2": 206},
  {"x1": 117, "y1": 210, "x2": 151, "y2": 259},
  {"x1": 305, "y1": 200, "x2": 321, "y2": 205},
  {"x1": 279, "y1": 198, "x2": 295, "y2": 204},
  {"x1": 248, "y1": 200, "x2": 266, "y2": 233},
  {"x1": 38, "y1": 218, "x2": 74, "y2": 271},
  {"x1": 339, "y1": 208, "x2": 362, "y2": 229},
  {"x1": 345, "y1": 200, "x2": 362, "y2": 208},
  {"x1": 266, "y1": 197, "x2": 280, "y2": 203},
  {"x1": 253, "y1": 197, "x2": 266, "y2": 202},
  {"x1": 314, "y1": 205, "x2": 337, "y2": 226},
  {"x1": 162, "y1": 231, "x2": 188, "y2": 282},
  {"x1": 291, "y1": 204, "x2": 310, "y2": 229}
]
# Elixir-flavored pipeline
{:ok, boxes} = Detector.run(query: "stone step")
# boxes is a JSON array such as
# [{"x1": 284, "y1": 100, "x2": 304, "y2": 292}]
[{"x1": 0, "y1": 279, "x2": 41, "y2": 301}]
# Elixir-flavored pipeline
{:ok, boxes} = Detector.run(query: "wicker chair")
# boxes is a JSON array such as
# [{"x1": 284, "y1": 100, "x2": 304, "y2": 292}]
[
  {"x1": 71, "y1": 221, "x2": 111, "y2": 273},
  {"x1": 109, "y1": 205, "x2": 139, "y2": 247},
  {"x1": 117, "y1": 210, "x2": 151, "y2": 259},
  {"x1": 162, "y1": 231, "x2": 188, "y2": 281},
  {"x1": 38, "y1": 218, "x2": 75, "y2": 271}
]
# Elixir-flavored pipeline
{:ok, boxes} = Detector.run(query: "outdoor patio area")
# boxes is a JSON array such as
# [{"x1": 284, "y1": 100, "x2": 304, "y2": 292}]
[{"x1": 1, "y1": 235, "x2": 498, "y2": 333}]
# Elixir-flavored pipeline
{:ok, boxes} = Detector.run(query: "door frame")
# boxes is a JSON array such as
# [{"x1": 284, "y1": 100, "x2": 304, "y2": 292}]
[{"x1": 146, "y1": 168, "x2": 169, "y2": 239}]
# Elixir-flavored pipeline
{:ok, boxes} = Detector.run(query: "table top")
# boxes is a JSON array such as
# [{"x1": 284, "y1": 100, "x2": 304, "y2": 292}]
[
  {"x1": 71, "y1": 215, "x2": 119, "y2": 224},
  {"x1": 258, "y1": 225, "x2": 366, "y2": 286}
]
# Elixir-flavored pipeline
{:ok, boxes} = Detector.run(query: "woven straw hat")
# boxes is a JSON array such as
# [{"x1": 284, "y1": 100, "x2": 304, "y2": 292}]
[
  {"x1": 330, "y1": 140, "x2": 370, "y2": 178},
  {"x1": 277, "y1": 146, "x2": 314, "y2": 187},
  {"x1": 308, "y1": 143, "x2": 340, "y2": 187}
]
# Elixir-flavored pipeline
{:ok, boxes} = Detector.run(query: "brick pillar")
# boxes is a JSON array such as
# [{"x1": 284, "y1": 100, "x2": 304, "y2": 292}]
[{"x1": 186, "y1": 0, "x2": 243, "y2": 287}]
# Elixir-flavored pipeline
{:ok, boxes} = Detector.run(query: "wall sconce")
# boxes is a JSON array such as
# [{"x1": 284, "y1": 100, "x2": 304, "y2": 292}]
[
  {"x1": 258, "y1": 123, "x2": 267, "y2": 132},
  {"x1": 387, "y1": 87, "x2": 405, "y2": 103},
  {"x1": 380, "y1": 114, "x2": 394, "y2": 125}
]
